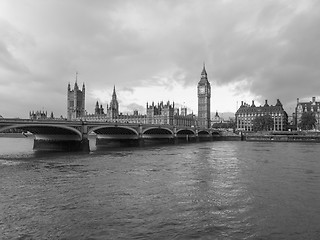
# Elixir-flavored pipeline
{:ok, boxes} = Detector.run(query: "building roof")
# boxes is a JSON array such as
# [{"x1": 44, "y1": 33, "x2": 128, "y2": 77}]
[
  {"x1": 199, "y1": 64, "x2": 210, "y2": 85},
  {"x1": 236, "y1": 99, "x2": 286, "y2": 115},
  {"x1": 296, "y1": 97, "x2": 320, "y2": 112}
]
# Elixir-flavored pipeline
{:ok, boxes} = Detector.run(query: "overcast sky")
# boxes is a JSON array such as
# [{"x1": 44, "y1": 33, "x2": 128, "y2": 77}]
[{"x1": 1, "y1": 0, "x2": 320, "y2": 118}]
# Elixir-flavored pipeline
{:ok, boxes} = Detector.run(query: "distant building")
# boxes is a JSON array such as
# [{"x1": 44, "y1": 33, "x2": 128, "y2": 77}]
[
  {"x1": 296, "y1": 97, "x2": 320, "y2": 130},
  {"x1": 29, "y1": 110, "x2": 60, "y2": 120},
  {"x1": 84, "y1": 86, "x2": 146, "y2": 124},
  {"x1": 197, "y1": 64, "x2": 211, "y2": 128},
  {"x1": 66, "y1": 66, "x2": 206, "y2": 128},
  {"x1": 235, "y1": 99, "x2": 288, "y2": 131},
  {"x1": 146, "y1": 101, "x2": 174, "y2": 125},
  {"x1": 82, "y1": 85, "x2": 195, "y2": 126},
  {"x1": 212, "y1": 111, "x2": 223, "y2": 124},
  {"x1": 29, "y1": 110, "x2": 52, "y2": 120},
  {"x1": 146, "y1": 101, "x2": 196, "y2": 127},
  {"x1": 67, "y1": 76, "x2": 85, "y2": 120}
]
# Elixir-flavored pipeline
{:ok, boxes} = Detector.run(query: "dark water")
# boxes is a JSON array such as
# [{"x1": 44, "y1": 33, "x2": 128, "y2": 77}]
[{"x1": 0, "y1": 138, "x2": 320, "y2": 239}]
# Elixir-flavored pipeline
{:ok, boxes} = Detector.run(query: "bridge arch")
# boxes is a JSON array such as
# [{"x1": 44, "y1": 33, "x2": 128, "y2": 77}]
[
  {"x1": 177, "y1": 129, "x2": 196, "y2": 135},
  {"x1": 0, "y1": 124, "x2": 82, "y2": 140},
  {"x1": 90, "y1": 126, "x2": 139, "y2": 136},
  {"x1": 143, "y1": 127, "x2": 173, "y2": 135},
  {"x1": 212, "y1": 131, "x2": 220, "y2": 136},
  {"x1": 198, "y1": 130, "x2": 210, "y2": 135}
]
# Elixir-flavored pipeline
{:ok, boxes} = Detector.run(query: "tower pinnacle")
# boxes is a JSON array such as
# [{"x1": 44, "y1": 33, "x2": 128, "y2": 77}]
[
  {"x1": 112, "y1": 85, "x2": 117, "y2": 98},
  {"x1": 201, "y1": 62, "x2": 207, "y2": 77}
]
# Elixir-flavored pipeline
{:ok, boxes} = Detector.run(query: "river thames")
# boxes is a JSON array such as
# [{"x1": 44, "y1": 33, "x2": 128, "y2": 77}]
[{"x1": 0, "y1": 137, "x2": 319, "y2": 239}]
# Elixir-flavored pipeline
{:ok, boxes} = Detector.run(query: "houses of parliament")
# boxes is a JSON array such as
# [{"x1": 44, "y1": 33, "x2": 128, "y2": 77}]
[
  {"x1": 67, "y1": 65, "x2": 212, "y2": 128},
  {"x1": 47, "y1": 63, "x2": 297, "y2": 132}
]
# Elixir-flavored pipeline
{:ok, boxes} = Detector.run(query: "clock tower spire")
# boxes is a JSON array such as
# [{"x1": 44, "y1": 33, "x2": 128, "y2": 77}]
[{"x1": 197, "y1": 63, "x2": 211, "y2": 128}]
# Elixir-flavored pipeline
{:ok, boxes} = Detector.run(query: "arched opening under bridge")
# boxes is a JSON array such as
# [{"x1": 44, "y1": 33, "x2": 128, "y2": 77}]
[
  {"x1": 0, "y1": 124, "x2": 85, "y2": 151},
  {"x1": 176, "y1": 129, "x2": 196, "y2": 143},
  {"x1": 91, "y1": 126, "x2": 139, "y2": 148}
]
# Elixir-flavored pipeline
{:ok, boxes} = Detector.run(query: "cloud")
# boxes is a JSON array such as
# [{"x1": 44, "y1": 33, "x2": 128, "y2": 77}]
[{"x1": 0, "y1": 0, "x2": 320, "y2": 117}]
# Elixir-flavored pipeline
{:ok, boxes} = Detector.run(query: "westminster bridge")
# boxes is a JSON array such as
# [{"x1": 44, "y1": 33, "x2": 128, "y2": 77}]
[{"x1": 0, "y1": 119, "x2": 223, "y2": 151}]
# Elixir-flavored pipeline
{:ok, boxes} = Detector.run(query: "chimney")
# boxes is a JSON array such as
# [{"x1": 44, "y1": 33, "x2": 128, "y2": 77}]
[
  {"x1": 251, "y1": 100, "x2": 255, "y2": 107},
  {"x1": 312, "y1": 97, "x2": 316, "y2": 103},
  {"x1": 297, "y1": 98, "x2": 299, "y2": 104}
]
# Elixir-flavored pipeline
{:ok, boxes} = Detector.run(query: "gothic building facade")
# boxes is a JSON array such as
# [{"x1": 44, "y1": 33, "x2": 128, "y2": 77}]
[
  {"x1": 29, "y1": 110, "x2": 54, "y2": 120},
  {"x1": 67, "y1": 80, "x2": 85, "y2": 120},
  {"x1": 146, "y1": 101, "x2": 175, "y2": 125},
  {"x1": 66, "y1": 65, "x2": 211, "y2": 128},
  {"x1": 146, "y1": 101, "x2": 196, "y2": 126},
  {"x1": 235, "y1": 99, "x2": 288, "y2": 131},
  {"x1": 197, "y1": 64, "x2": 211, "y2": 128},
  {"x1": 146, "y1": 101, "x2": 196, "y2": 127},
  {"x1": 85, "y1": 86, "x2": 146, "y2": 123}
]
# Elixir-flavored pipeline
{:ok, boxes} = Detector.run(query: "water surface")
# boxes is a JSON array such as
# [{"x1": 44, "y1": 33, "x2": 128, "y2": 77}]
[{"x1": 0, "y1": 138, "x2": 319, "y2": 239}]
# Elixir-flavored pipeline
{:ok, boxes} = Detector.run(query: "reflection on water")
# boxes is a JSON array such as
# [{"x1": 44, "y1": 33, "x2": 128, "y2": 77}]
[{"x1": 0, "y1": 138, "x2": 320, "y2": 239}]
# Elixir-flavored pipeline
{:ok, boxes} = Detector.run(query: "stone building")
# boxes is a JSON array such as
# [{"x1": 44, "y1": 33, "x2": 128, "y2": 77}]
[
  {"x1": 146, "y1": 101, "x2": 196, "y2": 126},
  {"x1": 29, "y1": 110, "x2": 58, "y2": 120},
  {"x1": 30, "y1": 110, "x2": 49, "y2": 120},
  {"x1": 174, "y1": 113, "x2": 196, "y2": 127},
  {"x1": 296, "y1": 97, "x2": 320, "y2": 130},
  {"x1": 197, "y1": 64, "x2": 211, "y2": 128},
  {"x1": 108, "y1": 86, "x2": 119, "y2": 119},
  {"x1": 67, "y1": 77, "x2": 85, "y2": 120},
  {"x1": 212, "y1": 111, "x2": 223, "y2": 124},
  {"x1": 84, "y1": 86, "x2": 146, "y2": 124},
  {"x1": 146, "y1": 101, "x2": 175, "y2": 125},
  {"x1": 236, "y1": 99, "x2": 288, "y2": 131},
  {"x1": 66, "y1": 66, "x2": 204, "y2": 128}
]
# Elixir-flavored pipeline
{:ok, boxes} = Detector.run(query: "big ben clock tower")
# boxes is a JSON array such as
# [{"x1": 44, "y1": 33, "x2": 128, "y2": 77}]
[{"x1": 197, "y1": 64, "x2": 211, "y2": 128}]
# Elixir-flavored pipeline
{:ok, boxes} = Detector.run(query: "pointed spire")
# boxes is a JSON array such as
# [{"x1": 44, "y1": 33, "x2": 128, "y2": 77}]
[
  {"x1": 112, "y1": 85, "x2": 117, "y2": 99},
  {"x1": 74, "y1": 72, "x2": 79, "y2": 89},
  {"x1": 201, "y1": 62, "x2": 207, "y2": 76},
  {"x1": 276, "y1": 99, "x2": 282, "y2": 107}
]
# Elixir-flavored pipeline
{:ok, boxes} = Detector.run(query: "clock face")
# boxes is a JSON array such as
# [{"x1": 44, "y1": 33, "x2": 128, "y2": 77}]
[{"x1": 199, "y1": 86, "x2": 205, "y2": 94}]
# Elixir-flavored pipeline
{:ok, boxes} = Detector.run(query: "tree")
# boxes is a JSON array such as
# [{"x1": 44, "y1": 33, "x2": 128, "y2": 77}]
[
  {"x1": 298, "y1": 112, "x2": 316, "y2": 130},
  {"x1": 252, "y1": 115, "x2": 274, "y2": 132}
]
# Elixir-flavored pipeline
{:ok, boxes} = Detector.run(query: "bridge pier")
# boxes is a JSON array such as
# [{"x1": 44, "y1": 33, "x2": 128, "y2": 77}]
[
  {"x1": 33, "y1": 138, "x2": 90, "y2": 152},
  {"x1": 138, "y1": 138, "x2": 145, "y2": 147}
]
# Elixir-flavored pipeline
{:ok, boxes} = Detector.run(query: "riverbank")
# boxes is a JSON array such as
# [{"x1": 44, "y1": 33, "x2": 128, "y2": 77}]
[{"x1": 245, "y1": 131, "x2": 320, "y2": 142}]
